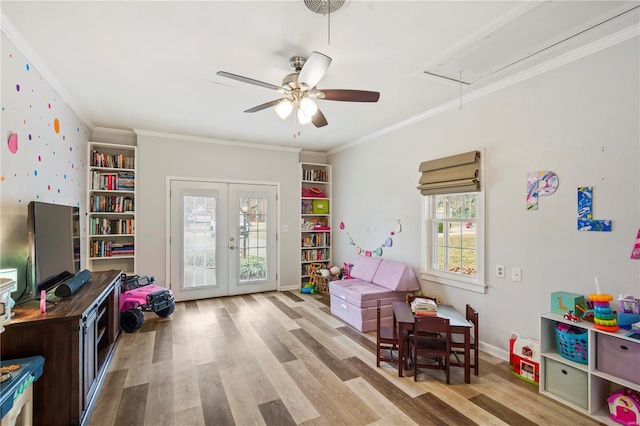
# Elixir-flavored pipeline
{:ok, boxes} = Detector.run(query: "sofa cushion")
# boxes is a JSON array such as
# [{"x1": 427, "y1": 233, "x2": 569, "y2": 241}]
[
  {"x1": 372, "y1": 260, "x2": 420, "y2": 292},
  {"x1": 349, "y1": 256, "x2": 382, "y2": 282},
  {"x1": 329, "y1": 280, "x2": 403, "y2": 308}
]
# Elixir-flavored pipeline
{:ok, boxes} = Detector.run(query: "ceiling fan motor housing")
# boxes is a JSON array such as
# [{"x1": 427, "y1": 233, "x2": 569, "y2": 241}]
[{"x1": 282, "y1": 73, "x2": 300, "y2": 90}]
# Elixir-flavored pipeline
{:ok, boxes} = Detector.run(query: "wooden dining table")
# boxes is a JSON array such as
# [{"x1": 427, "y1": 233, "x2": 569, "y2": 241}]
[{"x1": 392, "y1": 301, "x2": 472, "y2": 384}]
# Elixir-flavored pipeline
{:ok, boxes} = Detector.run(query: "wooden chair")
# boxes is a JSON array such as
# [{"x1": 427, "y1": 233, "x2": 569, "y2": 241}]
[
  {"x1": 376, "y1": 300, "x2": 408, "y2": 368},
  {"x1": 411, "y1": 316, "x2": 451, "y2": 383},
  {"x1": 450, "y1": 304, "x2": 479, "y2": 375}
]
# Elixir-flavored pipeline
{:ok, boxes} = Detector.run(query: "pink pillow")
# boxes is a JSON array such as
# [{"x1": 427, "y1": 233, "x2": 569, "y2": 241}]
[
  {"x1": 350, "y1": 256, "x2": 383, "y2": 282},
  {"x1": 372, "y1": 260, "x2": 420, "y2": 291}
]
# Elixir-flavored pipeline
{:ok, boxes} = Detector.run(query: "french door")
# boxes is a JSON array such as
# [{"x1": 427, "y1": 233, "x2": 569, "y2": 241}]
[{"x1": 169, "y1": 180, "x2": 277, "y2": 302}]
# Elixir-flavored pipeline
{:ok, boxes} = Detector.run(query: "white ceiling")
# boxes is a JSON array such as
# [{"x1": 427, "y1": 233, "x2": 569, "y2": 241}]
[{"x1": 2, "y1": 1, "x2": 639, "y2": 152}]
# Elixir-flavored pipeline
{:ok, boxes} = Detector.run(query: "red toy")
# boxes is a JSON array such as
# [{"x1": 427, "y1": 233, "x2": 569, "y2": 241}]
[
  {"x1": 509, "y1": 332, "x2": 540, "y2": 385},
  {"x1": 564, "y1": 310, "x2": 581, "y2": 322}
]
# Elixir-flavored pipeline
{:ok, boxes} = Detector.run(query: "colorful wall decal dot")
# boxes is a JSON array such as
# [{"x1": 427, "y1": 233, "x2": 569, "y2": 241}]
[
  {"x1": 26, "y1": 64, "x2": 30, "y2": 71},
  {"x1": 53, "y1": 118, "x2": 60, "y2": 133},
  {"x1": 47, "y1": 185, "x2": 51, "y2": 190},
  {"x1": 1, "y1": 177, "x2": 5, "y2": 182},
  {"x1": 8, "y1": 133, "x2": 18, "y2": 153},
  {"x1": 16, "y1": 84, "x2": 20, "y2": 91},
  {"x1": 38, "y1": 155, "x2": 41, "y2": 161},
  {"x1": 34, "y1": 170, "x2": 38, "y2": 176}
]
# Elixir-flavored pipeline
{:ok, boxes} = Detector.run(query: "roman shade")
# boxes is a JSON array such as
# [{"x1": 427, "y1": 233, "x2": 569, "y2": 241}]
[{"x1": 417, "y1": 150, "x2": 480, "y2": 195}]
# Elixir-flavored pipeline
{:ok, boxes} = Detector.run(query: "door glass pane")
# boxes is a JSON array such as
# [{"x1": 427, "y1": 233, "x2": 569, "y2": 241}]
[
  {"x1": 238, "y1": 196, "x2": 268, "y2": 282},
  {"x1": 183, "y1": 195, "x2": 217, "y2": 288}
]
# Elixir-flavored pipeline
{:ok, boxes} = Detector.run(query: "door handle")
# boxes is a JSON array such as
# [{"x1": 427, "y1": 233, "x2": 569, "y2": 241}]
[{"x1": 230, "y1": 245, "x2": 235, "y2": 250}]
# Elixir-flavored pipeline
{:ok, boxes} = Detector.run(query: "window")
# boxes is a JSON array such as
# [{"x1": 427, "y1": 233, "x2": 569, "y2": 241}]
[
  {"x1": 422, "y1": 191, "x2": 485, "y2": 293},
  {"x1": 417, "y1": 150, "x2": 485, "y2": 293}
]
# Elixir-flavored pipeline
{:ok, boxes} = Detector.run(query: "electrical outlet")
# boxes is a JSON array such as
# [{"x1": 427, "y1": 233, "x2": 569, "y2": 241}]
[
  {"x1": 496, "y1": 264, "x2": 505, "y2": 278},
  {"x1": 512, "y1": 267, "x2": 522, "y2": 282}
]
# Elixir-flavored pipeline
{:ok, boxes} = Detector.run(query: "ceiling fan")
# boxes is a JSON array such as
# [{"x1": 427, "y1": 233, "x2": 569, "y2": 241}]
[{"x1": 217, "y1": 51, "x2": 380, "y2": 128}]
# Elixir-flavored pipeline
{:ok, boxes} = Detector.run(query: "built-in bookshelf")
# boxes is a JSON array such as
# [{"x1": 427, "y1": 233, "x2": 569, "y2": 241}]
[
  {"x1": 300, "y1": 162, "x2": 331, "y2": 289},
  {"x1": 87, "y1": 142, "x2": 136, "y2": 274}
]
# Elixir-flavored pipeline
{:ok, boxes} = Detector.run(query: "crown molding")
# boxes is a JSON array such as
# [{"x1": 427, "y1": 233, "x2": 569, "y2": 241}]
[
  {"x1": 134, "y1": 129, "x2": 302, "y2": 153},
  {"x1": 1, "y1": 12, "x2": 96, "y2": 130},
  {"x1": 329, "y1": 24, "x2": 639, "y2": 156},
  {"x1": 93, "y1": 127, "x2": 136, "y2": 136}
]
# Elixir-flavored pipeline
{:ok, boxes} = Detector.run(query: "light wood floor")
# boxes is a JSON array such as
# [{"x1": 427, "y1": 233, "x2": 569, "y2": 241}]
[{"x1": 87, "y1": 291, "x2": 601, "y2": 426}]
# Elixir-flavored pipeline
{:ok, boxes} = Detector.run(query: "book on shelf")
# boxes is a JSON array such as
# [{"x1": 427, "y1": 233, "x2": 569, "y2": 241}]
[
  {"x1": 91, "y1": 150, "x2": 134, "y2": 169},
  {"x1": 411, "y1": 297, "x2": 438, "y2": 315}
]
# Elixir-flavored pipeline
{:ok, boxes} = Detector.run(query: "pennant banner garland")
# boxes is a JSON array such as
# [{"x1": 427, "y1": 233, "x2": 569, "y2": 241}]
[{"x1": 340, "y1": 220, "x2": 402, "y2": 256}]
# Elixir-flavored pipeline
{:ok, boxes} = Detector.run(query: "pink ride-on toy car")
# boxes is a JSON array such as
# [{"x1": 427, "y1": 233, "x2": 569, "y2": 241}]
[{"x1": 120, "y1": 274, "x2": 175, "y2": 333}]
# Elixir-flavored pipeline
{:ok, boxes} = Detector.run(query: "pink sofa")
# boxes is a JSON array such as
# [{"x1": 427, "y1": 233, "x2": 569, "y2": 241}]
[{"x1": 329, "y1": 256, "x2": 421, "y2": 332}]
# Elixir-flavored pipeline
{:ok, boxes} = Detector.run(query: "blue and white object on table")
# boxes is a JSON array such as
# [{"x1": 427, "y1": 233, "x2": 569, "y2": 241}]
[{"x1": 0, "y1": 356, "x2": 45, "y2": 420}]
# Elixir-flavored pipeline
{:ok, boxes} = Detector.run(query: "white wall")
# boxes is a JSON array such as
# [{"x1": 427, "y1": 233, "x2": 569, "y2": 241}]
[
  {"x1": 135, "y1": 131, "x2": 301, "y2": 291},
  {"x1": 329, "y1": 38, "x2": 640, "y2": 356},
  {"x1": 0, "y1": 33, "x2": 91, "y2": 293}
]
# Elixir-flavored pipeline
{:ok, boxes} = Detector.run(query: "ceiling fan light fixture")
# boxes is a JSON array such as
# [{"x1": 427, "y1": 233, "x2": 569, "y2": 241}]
[
  {"x1": 297, "y1": 107, "x2": 312, "y2": 125},
  {"x1": 274, "y1": 99, "x2": 293, "y2": 120},
  {"x1": 299, "y1": 97, "x2": 318, "y2": 117}
]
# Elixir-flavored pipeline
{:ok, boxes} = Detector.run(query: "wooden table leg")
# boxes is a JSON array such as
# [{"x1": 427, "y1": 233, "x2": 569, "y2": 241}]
[
  {"x1": 397, "y1": 323, "x2": 404, "y2": 377},
  {"x1": 465, "y1": 328, "x2": 471, "y2": 384}
]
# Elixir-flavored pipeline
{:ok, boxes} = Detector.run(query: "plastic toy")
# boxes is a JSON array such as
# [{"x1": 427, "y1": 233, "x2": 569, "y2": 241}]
[
  {"x1": 301, "y1": 263, "x2": 323, "y2": 294},
  {"x1": 120, "y1": 274, "x2": 175, "y2": 333},
  {"x1": 343, "y1": 262, "x2": 353, "y2": 279},
  {"x1": 608, "y1": 388, "x2": 640, "y2": 426},
  {"x1": 509, "y1": 332, "x2": 540, "y2": 385},
  {"x1": 564, "y1": 310, "x2": 581, "y2": 322},
  {"x1": 589, "y1": 277, "x2": 619, "y2": 332},
  {"x1": 618, "y1": 294, "x2": 640, "y2": 330}
]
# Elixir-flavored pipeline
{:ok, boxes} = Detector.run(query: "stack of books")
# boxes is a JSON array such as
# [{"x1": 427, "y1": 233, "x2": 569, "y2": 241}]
[{"x1": 411, "y1": 297, "x2": 438, "y2": 316}]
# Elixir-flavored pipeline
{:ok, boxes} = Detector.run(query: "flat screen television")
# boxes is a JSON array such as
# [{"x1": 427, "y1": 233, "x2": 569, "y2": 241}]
[{"x1": 27, "y1": 201, "x2": 81, "y2": 298}]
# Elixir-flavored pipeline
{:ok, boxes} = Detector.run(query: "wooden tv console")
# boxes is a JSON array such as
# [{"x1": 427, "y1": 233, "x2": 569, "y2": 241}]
[{"x1": 1, "y1": 270, "x2": 121, "y2": 426}]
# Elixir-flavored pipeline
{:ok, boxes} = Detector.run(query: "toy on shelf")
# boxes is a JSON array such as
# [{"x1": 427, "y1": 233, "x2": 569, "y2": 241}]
[
  {"x1": 618, "y1": 294, "x2": 640, "y2": 330},
  {"x1": 563, "y1": 310, "x2": 581, "y2": 322},
  {"x1": 589, "y1": 277, "x2": 619, "y2": 332},
  {"x1": 575, "y1": 302, "x2": 595, "y2": 322},
  {"x1": 607, "y1": 388, "x2": 640, "y2": 426}
]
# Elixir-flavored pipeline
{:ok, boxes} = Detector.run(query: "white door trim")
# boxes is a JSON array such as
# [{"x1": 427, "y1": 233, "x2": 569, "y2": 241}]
[{"x1": 165, "y1": 175, "x2": 281, "y2": 294}]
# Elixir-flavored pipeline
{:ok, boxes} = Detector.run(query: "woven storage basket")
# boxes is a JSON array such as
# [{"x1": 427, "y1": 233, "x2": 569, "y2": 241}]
[{"x1": 555, "y1": 323, "x2": 588, "y2": 364}]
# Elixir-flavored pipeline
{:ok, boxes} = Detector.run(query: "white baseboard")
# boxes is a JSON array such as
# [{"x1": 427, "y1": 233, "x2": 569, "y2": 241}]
[
  {"x1": 279, "y1": 285, "x2": 300, "y2": 292},
  {"x1": 479, "y1": 340, "x2": 510, "y2": 362}
]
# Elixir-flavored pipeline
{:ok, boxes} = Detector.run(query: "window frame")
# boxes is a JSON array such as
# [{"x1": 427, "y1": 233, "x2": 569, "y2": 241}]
[{"x1": 421, "y1": 189, "x2": 486, "y2": 294}]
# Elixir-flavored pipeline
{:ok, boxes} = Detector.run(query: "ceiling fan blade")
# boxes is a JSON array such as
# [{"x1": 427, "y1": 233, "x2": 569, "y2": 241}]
[
  {"x1": 217, "y1": 71, "x2": 282, "y2": 91},
  {"x1": 312, "y1": 108, "x2": 328, "y2": 128},
  {"x1": 244, "y1": 99, "x2": 284, "y2": 113},
  {"x1": 317, "y1": 89, "x2": 380, "y2": 102},
  {"x1": 298, "y1": 52, "x2": 332, "y2": 90}
]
